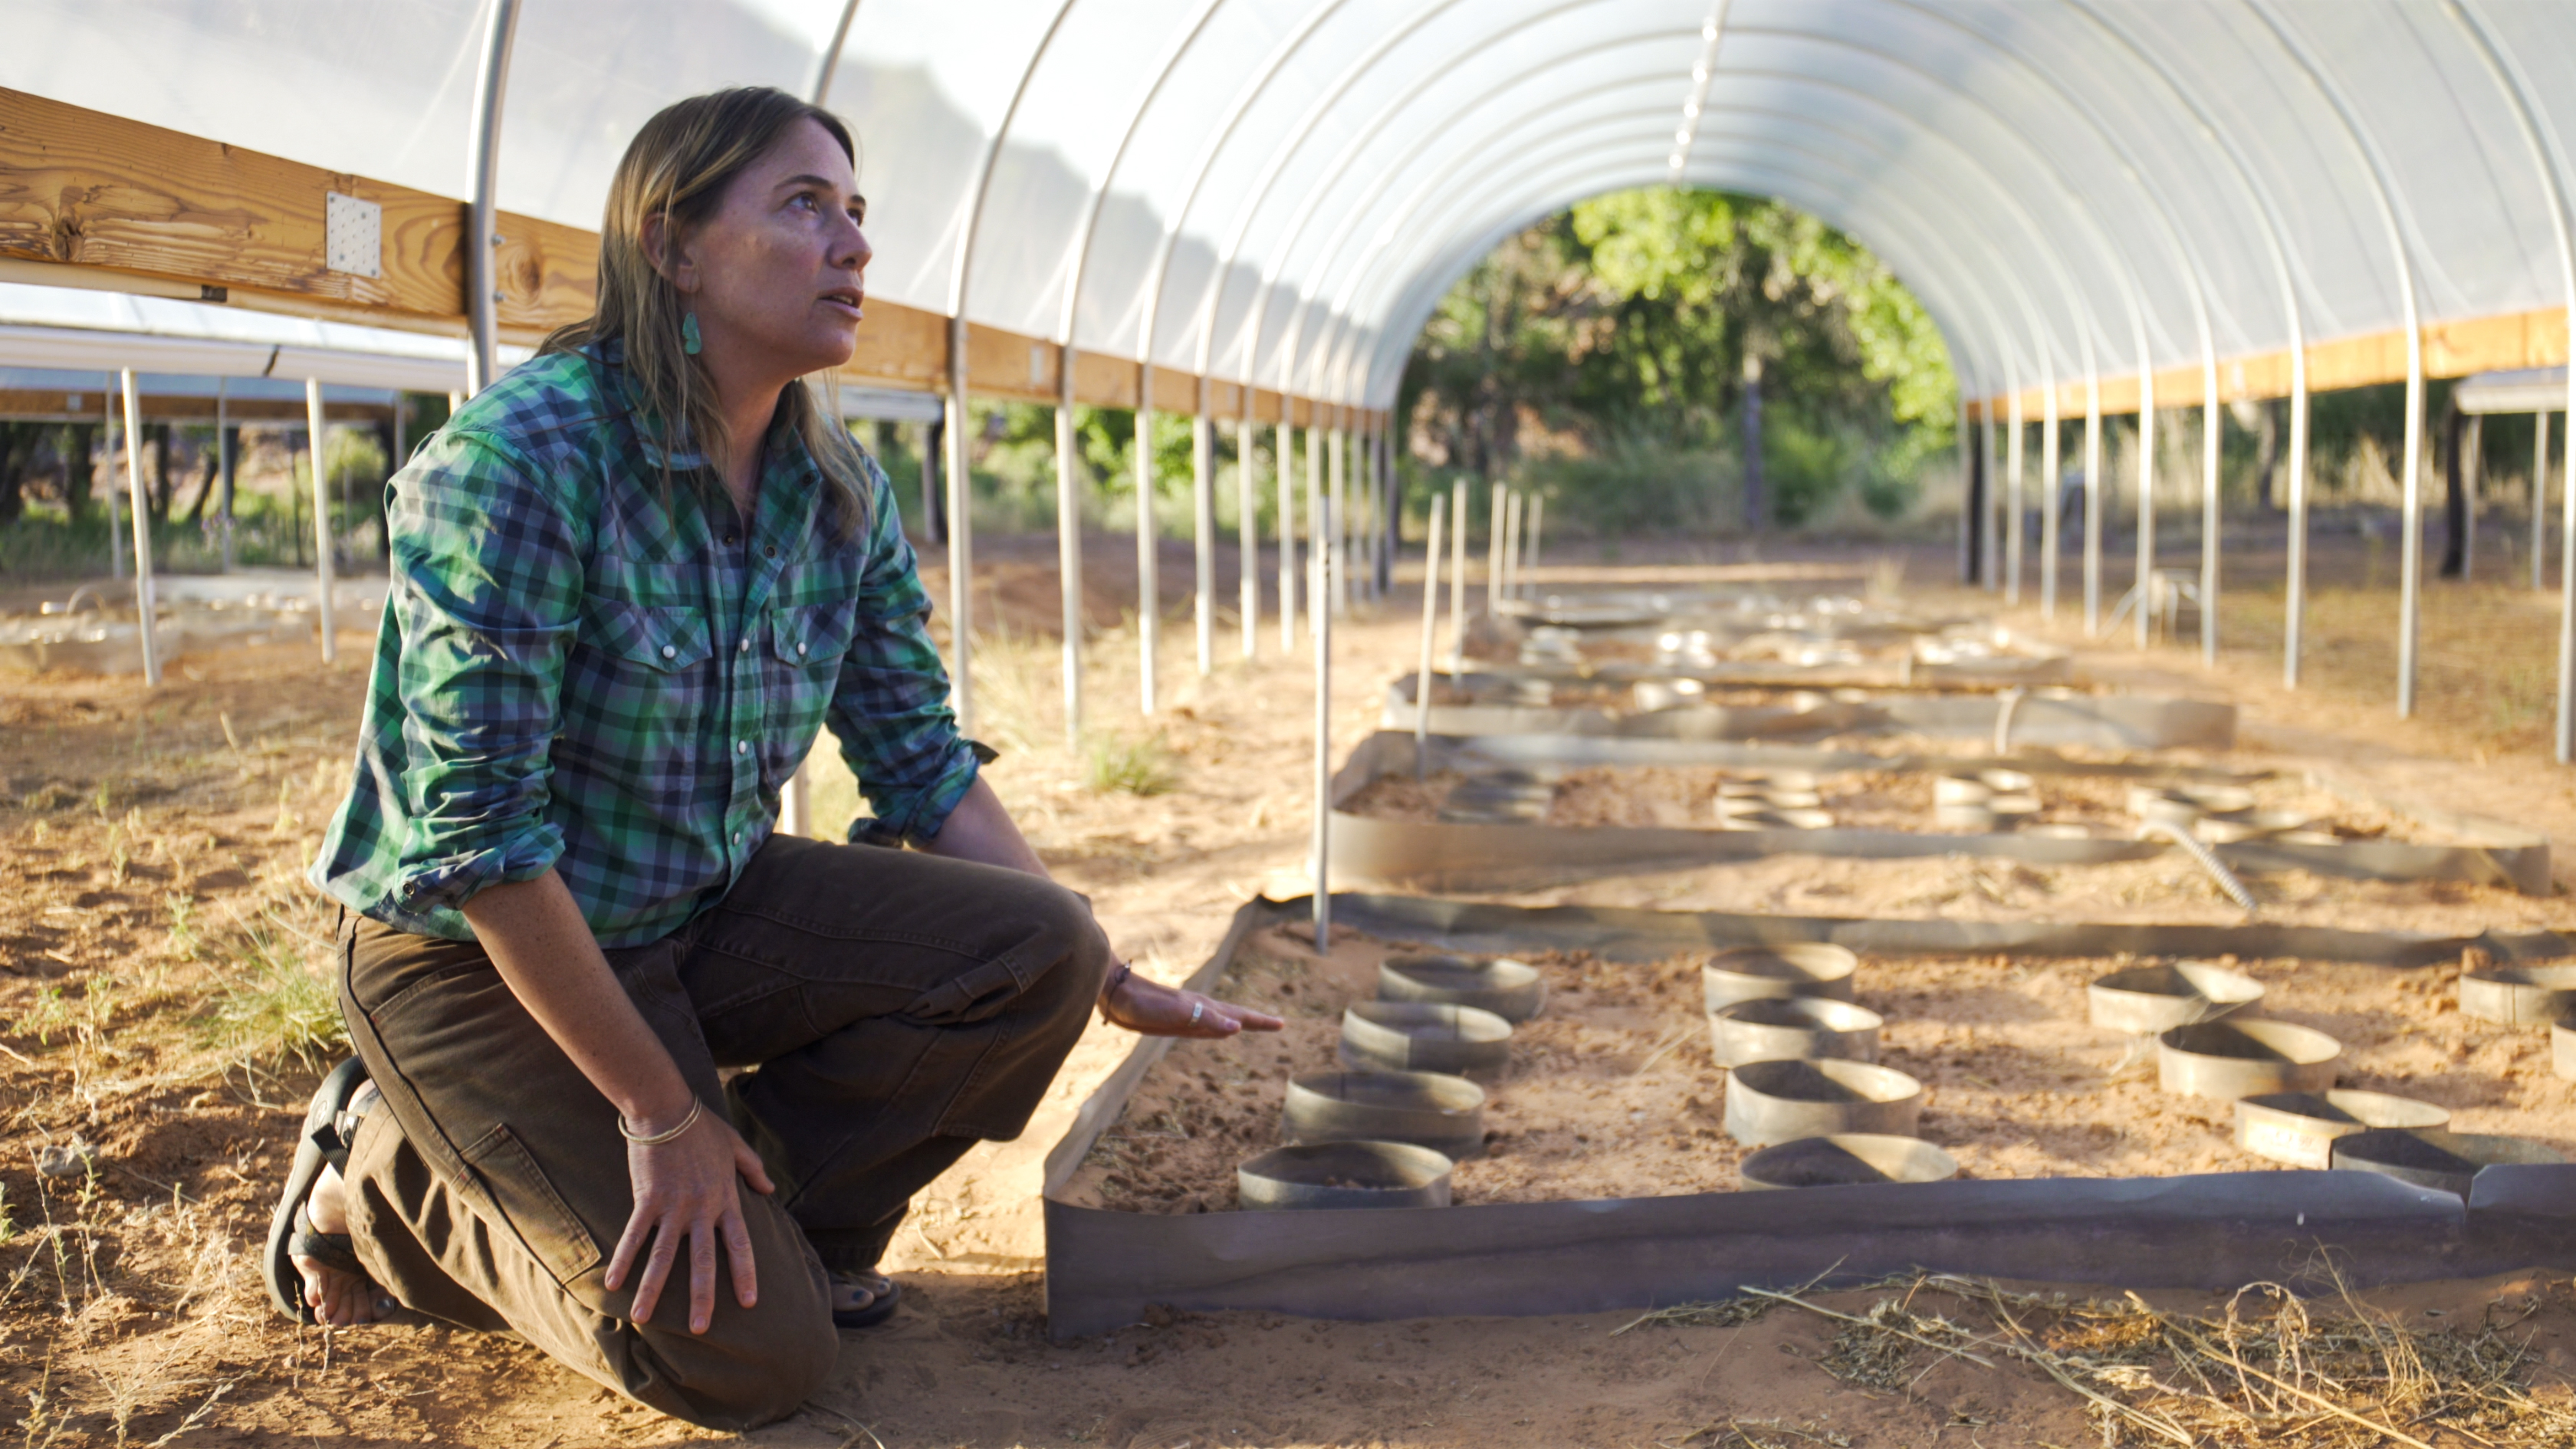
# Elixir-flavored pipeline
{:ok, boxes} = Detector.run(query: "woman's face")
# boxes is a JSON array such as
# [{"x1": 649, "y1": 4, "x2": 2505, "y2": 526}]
[{"x1": 669, "y1": 117, "x2": 872, "y2": 382}]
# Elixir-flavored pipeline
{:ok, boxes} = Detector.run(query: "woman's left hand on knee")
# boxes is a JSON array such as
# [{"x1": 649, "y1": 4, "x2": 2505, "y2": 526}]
[{"x1": 1099, "y1": 971, "x2": 1283, "y2": 1039}]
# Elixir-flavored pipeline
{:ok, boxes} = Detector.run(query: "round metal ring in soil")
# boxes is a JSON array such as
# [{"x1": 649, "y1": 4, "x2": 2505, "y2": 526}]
[
  {"x1": 1979, "y1": 769, "x2": 2036, "y2": 794},
  {"x1": 2156, "y1": 1020, "x2": 2341, "y2": 1099},
  {"x1": 1378, "y1": 954, "x2": 1547, "y2": 1023},
  {"x1": 2457, "y1": 963, "x2": 2576, "y2": 1027},
  {"x1": 1722, "y1": 805, "x2": 1835, "y2": 831},
  {"x1": 1739, "y1": 1133, "x2": 1960, "y2": 1191},
  {"x1": 1723, "y1": 1058, "x2": 1924, "y2": 1146},
  {"x1": 2177, "y1": 782, "x2": 2258, "y2": 814},
  {"x1": 1934, "y1": 774, "x2": 1993, "y2": 806},
  {"x1": 2329, "y1": 1128, "x2": 2568, "y2": 1198},
  {"x1": 2198, "y1": 809, "x2": 2315, "y2": 845},
  {"x1": 2233, "y1": 1089, "x2": 2453, "y2": 1169},
  {"x1": 1934, "y1": 801, "x2": 1999, "y2": 832},
  {"x1": 1280, "y1": 1070, "x2": 1486, "y2": 1159},
  {"x1": 1708, "y1": 997, "x2": 1884, "y2": 1068},
  {"x1": 1340, "y1": 1001, "x2": 1513, "y2": 1079},
  {"x1": 1237, "y1": 1140, "x2": 1455, "y2": 1211},
  {"x1": 2556, "y1": 1019, "x2": 2576, "y2": 1080},
  {"x1": 1702, "y1": 944, "x2": 1860, "y2": 1013},
  {"x1": 2088, "y1": 961, "x2": 2266, "y2": 1033}
]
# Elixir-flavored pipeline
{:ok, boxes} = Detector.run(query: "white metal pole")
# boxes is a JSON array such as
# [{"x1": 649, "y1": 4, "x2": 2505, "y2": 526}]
[
  {"x1": 2465, "y1": 416, "x2": 2483, "y2": 580},
  {"x1": 2535, "y1": 410, "x2": 2551, "y2": 592},
  {"x1": 2200, "y1": 373, "x2": 2222, "y2": 664},
  {"x1": 104, "y1": 388, "x2": 124, "y2": 581},
  {"x1": 1194, "y1": 391, "x2": 1215, "y2": 675},
  {"x1": 118, "y1": 370, "x2": 159, "y2": 687},
  {"x1": 945, "y1": 330, "x2": 975, "y2": 734},
  {"x1": 1448, "y1": 478, "x2": 1467, "y2": 677},
  {"x1": 1523, "y1": 494, "x2": 1545, "y2": 598},
  {"x1": 2039, "y1": 382, "x2": 2061, "y2": 619},
  {"x1": 1277, "y1": 416, "x2": 1297, "y2": 651},
  {"x1": 307, "y1": 378, "x2": 337, "y2": 665},
  {"x1": 1414, "y1": 492, "x2": 1444, "y2": 774},
  {"x1": 2085, "y1": 382, "x2": 2104, "y2": 632},
  {"x1": 1500, "y1": 488, "x2": 1521, "y2": 602},
  {"x1": 1306, "y1": 422, "x2": 1326, "y2": 639},
  {"x1": 1339, "y1": 417, "x2": 1360, "y2": 608},
  {"x1": 2004, "y1": 386, "x2": 2025, "y2": 604},
  {"x1": 1981, "y1": 409, "x2": 1999, "y2": 591},
  {"x1": 1485, "y1": 481, "x2": 1506, "y2": 615},
  {"x1": 2286, "y1": 346, "x2": 2312, "y2": 687},
  {"x1": 1136, "y1": 383, "x2": 1158, "y2": 715},
  {"x1": 2137, "y1": 395, "x2": 2158, "y2": 649},
  {"x1": 1311, "y1": 477, "x2": 1333, "y2": 955},
  {"x1": 1056, "y1": 348, "x2": 1084, "y2": 746},
  {"x1": 464, "y1": 0, "x2": 519, "y2": 398},
  {"x1": 1239, "y1": 410, "x2": 1258, "y2": 658},
  {"x1": 215, "y1": 377, "x2": 234, "y2": 572}
]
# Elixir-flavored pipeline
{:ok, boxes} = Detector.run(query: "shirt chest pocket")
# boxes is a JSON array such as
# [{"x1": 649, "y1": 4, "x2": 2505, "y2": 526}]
[
  {"x1": 567, "y1": 600, "x2": 715, "y2": 794},
  {"x1": 759, "y1": 600, "x2": 861, "y2": 777}
]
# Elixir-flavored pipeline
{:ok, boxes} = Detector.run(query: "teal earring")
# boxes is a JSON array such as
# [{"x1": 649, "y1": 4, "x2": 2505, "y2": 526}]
[{"x1": 681, "y1": 311, "x2": 702, "y2": 356}]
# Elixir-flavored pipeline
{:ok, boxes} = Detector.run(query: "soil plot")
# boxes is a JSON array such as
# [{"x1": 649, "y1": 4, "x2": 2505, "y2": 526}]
[{"x1": 1056, "y1": 922, "x2": 2576, "y2": 1214}]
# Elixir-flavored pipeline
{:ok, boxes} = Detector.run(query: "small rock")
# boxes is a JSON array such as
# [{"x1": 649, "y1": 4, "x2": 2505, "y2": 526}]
[{"x1": 35, "y1": 1138, "x2": 98, "y2": 1178}]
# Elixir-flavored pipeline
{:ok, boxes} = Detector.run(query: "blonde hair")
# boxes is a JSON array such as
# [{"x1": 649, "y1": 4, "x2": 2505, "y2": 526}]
[{"x1": 544, "y1": 87, "x2": 871, "y2": 539}]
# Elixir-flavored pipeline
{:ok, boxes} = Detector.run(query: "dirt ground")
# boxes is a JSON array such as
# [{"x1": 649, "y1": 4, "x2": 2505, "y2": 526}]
[{"x1": 3, "y1": 529, "x2": 2576, "y2": 1446}]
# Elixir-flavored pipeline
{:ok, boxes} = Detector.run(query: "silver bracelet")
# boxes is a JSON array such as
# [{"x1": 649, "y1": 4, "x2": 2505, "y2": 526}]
[{"x1": 619, "y1": 1097, "x2": 702, "y2": 1147}]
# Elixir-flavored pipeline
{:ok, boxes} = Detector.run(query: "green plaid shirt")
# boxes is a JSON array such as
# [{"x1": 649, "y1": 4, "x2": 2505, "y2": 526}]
[{"x1": 312, "y1": 345, "x2": 978, "y2": 947}]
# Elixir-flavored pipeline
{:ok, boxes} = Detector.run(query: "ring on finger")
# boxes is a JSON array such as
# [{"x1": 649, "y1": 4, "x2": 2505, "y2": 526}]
[{"x1": 1190, "y1": 1000, "x2": 1204, "y2": 1024}]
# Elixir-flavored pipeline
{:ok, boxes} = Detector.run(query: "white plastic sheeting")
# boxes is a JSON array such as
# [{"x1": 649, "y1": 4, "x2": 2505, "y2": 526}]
[{"x1": 12, "y1": 0, "x2": 2576, "y2": 411}]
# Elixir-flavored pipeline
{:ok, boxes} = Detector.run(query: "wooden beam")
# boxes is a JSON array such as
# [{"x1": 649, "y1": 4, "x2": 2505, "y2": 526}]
[
  {"x1": 0, "y1": 87, "x2": 1350, "y2": 421},
  {"x1": 1971, "y1": 304, "x2": 2573, "y2": 421},
  {"x1": 0, "y1": 387, "x2": 392, "y2": 422}
]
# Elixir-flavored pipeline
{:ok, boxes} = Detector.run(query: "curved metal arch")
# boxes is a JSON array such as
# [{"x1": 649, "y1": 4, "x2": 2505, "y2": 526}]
[
  {"x1": 938, "y1": 0, "x2": 1081, "y2": 738},
  {"x1": 2446, "y1": 0, "x2": 2576, "y2": 761},
  {"x1": 2062, "y1": 0, "x2": 2313, "y2": 672},
  {"x1": 1707, "y1": 21, "x2": 2210, "y2": 633},
  {"x1": 1340, "y1": 125, "x2": 2028, "y2": 424},
  {"x1": 1842, "y1": 0, "x2": 2230, "y2": 638},
  {"x1": 1331, "y1": 110, "x2": 2021, "y2": 391},
  {"x1": 1037, "y1": 0, "x2": 1233, "y2": 735},
  {"x1": 1346, "y1": 150, "x2": 2005, "y2": 452},
  {"x1": 1300, "y1": 59, "x2": 2113, "y2": 453},
  {"x1": 2242, "y1": 0, "x2": 2430, "y2": 718},
  {"x1": 1321, "y1": 50, "x2": 2154, "y2": 437},
  {"x1": 1318, "y1": 31, "x2": 2157, "y2": 400},
  {"x1": 1315, "y1": 112, "x2": 2050, "y2": 446},
  {"x1": 1119, "y1": 0, "x2": 1359, "y2": 715},
  {"x1": 1336, "y1": 134, "x2": 2024, "y2": 454},
  {"x1": 1302, "y1": 73, "x2": 2055, "y2": 404}
]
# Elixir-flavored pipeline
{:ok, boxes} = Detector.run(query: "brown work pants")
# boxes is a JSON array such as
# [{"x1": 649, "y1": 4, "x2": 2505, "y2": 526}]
[{"x1": 333, "y1": 834, "x2": 1112, "y2": 1430}]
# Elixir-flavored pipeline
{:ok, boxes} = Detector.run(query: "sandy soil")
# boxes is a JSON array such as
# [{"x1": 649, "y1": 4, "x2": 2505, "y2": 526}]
[
  {"x1": 3, "y1": 531, "x2": 2576, "y2": 1446},
  {"x1": 1060, "y1": 919, "x2": 2576, "y2": 1214}
]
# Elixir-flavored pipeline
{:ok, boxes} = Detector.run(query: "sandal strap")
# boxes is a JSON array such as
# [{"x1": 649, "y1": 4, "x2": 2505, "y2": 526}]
[{"x1": 291, "y1": 1208, "x2": 367, "y2": 1278}]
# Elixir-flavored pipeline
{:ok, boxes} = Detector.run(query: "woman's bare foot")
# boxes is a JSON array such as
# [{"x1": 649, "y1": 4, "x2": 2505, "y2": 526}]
[
  {"x1": 292, "y1": 1085, "x2": 395, "y2": 1328},
  {"x1": 828, "y1": 1270, "x2": 899, "y2": 1326}
]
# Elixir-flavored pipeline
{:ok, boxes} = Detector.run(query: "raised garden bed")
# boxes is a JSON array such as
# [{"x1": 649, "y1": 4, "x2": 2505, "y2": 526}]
[
  {"x1": 1383, "y1": 669, "x2": 2235, "y2": 749},
  {"x1": 1328, "y1": 733, "x2": 2550, "y2": 896},
  {"x1": 1040, "y1": 895, "x2": 2576, "y2": 1338}
]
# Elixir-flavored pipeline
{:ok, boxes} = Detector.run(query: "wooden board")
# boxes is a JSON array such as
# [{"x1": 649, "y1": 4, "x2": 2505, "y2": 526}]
[
  {"x1": 1973, "y1": 304, "x2": 2574, "y2": 420},
  {"x1": 0, "y1": 87, "x2": 1346, "y2": 420}
]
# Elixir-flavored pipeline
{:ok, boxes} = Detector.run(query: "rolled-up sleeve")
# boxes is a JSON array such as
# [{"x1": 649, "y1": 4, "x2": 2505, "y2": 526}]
[
  {"x1": 831, "y1": 459, "x2": 981, "y2": 846},
  {"x1": 385, "y1": 429, "x2": 584, "y2": 912}
]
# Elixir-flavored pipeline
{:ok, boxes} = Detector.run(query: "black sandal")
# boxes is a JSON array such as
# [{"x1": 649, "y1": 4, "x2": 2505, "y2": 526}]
[
  {"x1": 264, "y1": 1056, "x2": 376, "y2": 1323},
  {"x1": 830, "y1": 1271, "x2": 902, "y2": 1330}
]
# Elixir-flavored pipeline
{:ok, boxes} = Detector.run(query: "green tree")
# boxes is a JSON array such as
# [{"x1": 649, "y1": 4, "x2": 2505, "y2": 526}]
[{"x1": 1401, "y1": 187, "x2": 1957, "y2": 534}]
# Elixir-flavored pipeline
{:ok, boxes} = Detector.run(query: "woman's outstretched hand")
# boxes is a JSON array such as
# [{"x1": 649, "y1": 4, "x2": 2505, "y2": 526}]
[{"x1": 1102, "y1": 968, "x2": 1284, "y2": 1039}]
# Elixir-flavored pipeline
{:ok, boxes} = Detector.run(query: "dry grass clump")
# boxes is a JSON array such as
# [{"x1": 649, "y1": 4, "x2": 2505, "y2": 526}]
[
  {"x1": 1627, "y1": 1270, "x2": 2576, "y2": 1448},
  {"x1": 1083, "y1": 731, "x2": 1178, "y2": 797}
]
